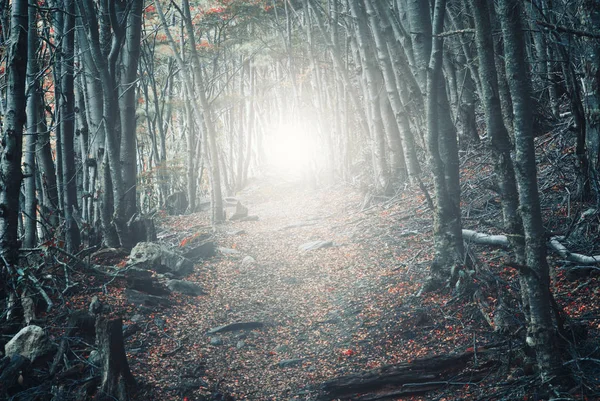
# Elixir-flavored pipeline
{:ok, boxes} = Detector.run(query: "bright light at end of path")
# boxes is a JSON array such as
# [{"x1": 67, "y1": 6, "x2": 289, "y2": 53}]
[{"x1": 265, "y1": 123, "x2": 318, "y2": 176}]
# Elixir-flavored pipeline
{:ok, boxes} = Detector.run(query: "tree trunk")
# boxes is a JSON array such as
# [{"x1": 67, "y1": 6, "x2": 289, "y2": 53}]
[
  {"x1": 348, "y1": 0, "x2": 390, "y2": 192},
  {"x1": 470, "y1": 0, "x2": 529, "y2": 319},
  {"x1": 366, "y1": 0, "x2": 421, "y2": 182},
  {"x1": 61, "y1": 0, "x2": 81, "y2": 253},
  {"x1": 497, "y1": 0, "x2": 565, "y2": 384},
  {"x1": 119, "y1": 0, "x2": 144, "y2": 223},
  {"x1": 424, "y1": 0, "x2": 464, "y2": 282},
  {"x1": 24, "y1": 0, "x2": 39, "y2": 248},
  {"x1": 0, "y1": 0, "x2": 28, "y2": 272},
  {"x1": 95, "y1": 318, "x2": 136, "y2": 401}
]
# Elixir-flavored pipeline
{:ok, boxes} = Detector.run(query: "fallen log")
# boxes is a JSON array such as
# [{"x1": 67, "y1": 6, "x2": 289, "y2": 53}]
[
  {"x1": 318, "y1": 352, "x2": 474, "y2": 400},
  {"x1": 549, "y1": 236, "x2": 600, "y2": 264},
  {"x1": 462, "y1": 229, "x2": 600, "y2": 265}
]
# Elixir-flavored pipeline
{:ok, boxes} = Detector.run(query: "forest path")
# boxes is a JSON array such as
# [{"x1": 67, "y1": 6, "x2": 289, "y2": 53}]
[{"x1": 140, "y1": 175, "x2": 476, "y2": 400}]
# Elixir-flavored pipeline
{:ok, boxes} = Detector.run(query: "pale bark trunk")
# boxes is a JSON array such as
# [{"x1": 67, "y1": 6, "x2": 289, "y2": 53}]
[
  {"x1": 119, "y1": 0, "x2": 143, "y2": 222},
  {"x1": 498, "y1": 0, "x2": 564, "y2": 383},
  {"x1": 366, "y1": 0, "x2": 421, "y2": 182},
  {"x1": 24, "y1": 0, "x2": 39, "y2": 248},
  {"x1": 348, "y1": 0, "x2": 390, "y2": 192},
  {"x1": 61, "y1": 0, "x2": 81, "y2": 253},
  {"x1": 425, "y1": 0, "x2": 464, "y2": 281},
  {"x1": 0, "y1": 0, "x2": 28, "y2": 271}
]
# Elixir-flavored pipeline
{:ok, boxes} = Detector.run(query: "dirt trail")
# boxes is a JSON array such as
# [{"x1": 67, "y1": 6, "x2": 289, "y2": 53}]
[{"x1": 135, "y1": 175, "x2": 475, "y2": 400}]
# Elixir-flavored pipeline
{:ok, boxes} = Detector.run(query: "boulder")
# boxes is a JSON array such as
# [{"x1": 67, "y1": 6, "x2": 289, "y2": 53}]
[
  {"x1": 241, "y1": 256, "x2": 256, "y2": 268},
  {"x1": 4, "y1": 325, "x2": 56, "y2": 363},
  {"x1": 125, "y1": 289, "x2": 171, "y2": 307},
  {"x1": 298, "y1": 240, "x2": 333, "y2": 252},
  {"x1": 166, "y1": 280, "x2": 206, "y2": 296},
  {"x1": 128, "y1": 242, "x2": 194, "y2": 277},
  {"x1": 229, "y1": 201, "x2": 249, "y2": 220},
  {"x1": 182, "y1": 240, "x2": 216, "y2": 261}
]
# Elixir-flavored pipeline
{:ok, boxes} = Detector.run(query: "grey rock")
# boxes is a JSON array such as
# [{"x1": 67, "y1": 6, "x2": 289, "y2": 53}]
[
  {"x1": 239, "y1": 215, "x2": 259, "y2": 222},
  {"x1": 210, "y1": 337, "x2": 223, "y2": 346},
  {"x1": 298, "y1": 240, "x2": 333, "y2": 252},
  {"x1": 4, "y1": 325, "x2": 56, "y2": 363},
  {"x1": 125, "y1": 289, "x2": 171, "y2": 307},
  {"x1": 241, "y1": 256, "x2": 256, "y2": 268},
  {"x1": 166, "y1": 279, "x2": 206, "y2": 296},
  {"x1": 218, "y1": 247, "x2": 240, "y2": 255},
  {"x1": 128, "y1": 242, "x2": 194, "y2": 277},
  {"x1": 183, "y1": 240, "x2": 216, "y2": 261},
  {"x1": 278, "y1": 358, "x2": 303, "y2": 368},
  {"x1": 236, "y1": 340, "x2": 246, "y2": 349}
]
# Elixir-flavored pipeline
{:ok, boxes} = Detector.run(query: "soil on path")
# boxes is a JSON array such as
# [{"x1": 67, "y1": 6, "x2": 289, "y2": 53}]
[{"x1": 131, "y1": 175, "x2": 488, "y2": 400}]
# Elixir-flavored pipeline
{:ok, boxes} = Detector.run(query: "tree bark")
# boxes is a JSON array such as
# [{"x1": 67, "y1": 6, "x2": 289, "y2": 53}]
[
  {"x1": 119, "y1": 0, "x2": 144, "y2": 223},
  {"x1": 24, "y1": 0, "x2": 40, "y2": 248},
  {"x1": 0, "y1": 0, "x2": 28, "y2": 272},
  {"x1": 497, "y1": 0, "x2": 565, "y2": 384},
  {"x1": 95, "y1": 318, "x2": 136, "y2": 401},
  {"x1": 61, "y1": 0, "x2": 81, "y2": 253}
]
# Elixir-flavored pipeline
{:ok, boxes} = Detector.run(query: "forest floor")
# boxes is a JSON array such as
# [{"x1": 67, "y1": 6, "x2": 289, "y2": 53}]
[
  {"x1": 119, "y1": 156, "x2": 600, "y2": 400},
  {"x1": 4, "y1": 135, "x2": 600, "y2": 401}
]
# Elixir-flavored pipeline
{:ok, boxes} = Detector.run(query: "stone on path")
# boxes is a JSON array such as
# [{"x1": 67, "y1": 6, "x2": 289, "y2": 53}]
[
  {"x1": 5, "y1": 325, "x2": 56, "y2": 363},
  {"x1": 298, "y1": 240, "x2": 333, "y2": 252},
  {"x1": 278, "y1": 358, "x2": 303, "y2": 368},
  {"x1": 218, "y1": 247, "x2": 241, "y2": 255},
  {"x1": 166, "y1": 279, "x2": 206, "y2": 296},
  {"x1": 241, "y1": 256, "x2": 256, "y2": 268},
  {"x1": 128, "y1": 242, "x2": 194, "y2": 277},
  {"x1": 125, "y1": 289, "x2": 171, "y2": 307},
  {"x1": 182, "y1": 240, "x2": 216, "y2": 261},
  {"x1": 210, "y1": 337, "x2": 223, "y2": 346}
]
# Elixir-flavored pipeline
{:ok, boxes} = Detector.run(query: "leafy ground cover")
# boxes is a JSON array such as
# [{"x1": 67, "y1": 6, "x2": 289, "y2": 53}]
[{"x1": 5, "y1": 133, "x2": 600, "y2": 401}]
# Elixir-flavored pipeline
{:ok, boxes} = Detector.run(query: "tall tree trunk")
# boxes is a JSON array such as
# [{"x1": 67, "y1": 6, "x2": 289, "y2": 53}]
[
  {"x1": 348, "y1": 0, "x2": 390, "y2": 192},
  {"x1": 424, "y1": 0, "x2": 464, "y2": 283},
  {"x1": 61, "y1": 0, "x2": 81, "y2": 253},
  {"x1": 119, "y1": 0, "x2": 143, "y2": 222},
  {"x1": 0, "y1": 0, "x2": 28, "y2": 277},
  {"x1": 366, "y1": 0, "x2": 421, "y2": 182},
  {"x1": 24, "y1": 0, "x2": 39, "y2": 248},
  {"x1": 581, "y1": 0, "x2": 600, "y2": 205},
  {"x1": 470, "y1": 0, "x2": 529, "y2": 319},
  {"x1": 497, "y1": 0, "x2": 565, "y2": 383}
]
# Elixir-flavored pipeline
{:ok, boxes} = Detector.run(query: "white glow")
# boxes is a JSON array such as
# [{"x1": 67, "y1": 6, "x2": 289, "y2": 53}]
[{"x1": 264, "y1": 122, "x2": 318, "y2": 176}]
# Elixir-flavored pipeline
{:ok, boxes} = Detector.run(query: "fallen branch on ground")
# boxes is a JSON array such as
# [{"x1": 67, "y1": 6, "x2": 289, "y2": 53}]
[{"x1": 462, "y1": 229, "x2": 600, "y2": 265}]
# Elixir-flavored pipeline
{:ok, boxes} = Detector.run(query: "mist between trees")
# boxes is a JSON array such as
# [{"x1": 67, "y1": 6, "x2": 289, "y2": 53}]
[{"x1": 0, "y1": 0, "x2": 599, "y2": 397}]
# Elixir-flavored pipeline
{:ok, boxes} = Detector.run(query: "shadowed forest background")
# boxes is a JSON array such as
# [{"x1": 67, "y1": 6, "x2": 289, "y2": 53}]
[{"x1": 1, "y1": 0, "x2": 600, "y2": 400}]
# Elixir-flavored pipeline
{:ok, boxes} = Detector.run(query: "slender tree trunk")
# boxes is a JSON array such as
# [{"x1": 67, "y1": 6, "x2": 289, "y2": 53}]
[
  {"x1": 0, "y1": 0, "x2": 28, "y2": 275},
  {"x1": 425, "y1": 0, "x2": 464, "y2": 283},
  {"x1": 348, "y1": 0, "x2": 390, "y2": 192},
  {"x1": 581, "y1": 0, "x2": 600, "y2": 205},
  {"x1": 470, "y1": 0, "x2": 529, "y2": 319},
  {"x1": 366, "y1": 0, "x2": 421, "y2": 182},
  {"x1": 498, "y1": 0, "x2": 565, "y2": 383},
  {"x1": 119, "y1": 0, "x2": 143, "y2": 222},
  {"x1": 61, "y1": 0, "x2": 81, "y2": 253},
  {"x1": 24, "y1": 0, "x2": 39, "y2": 248}
]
